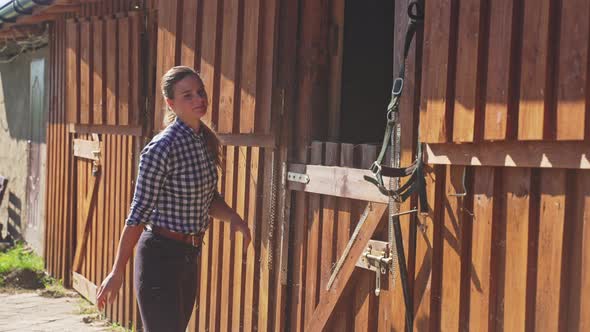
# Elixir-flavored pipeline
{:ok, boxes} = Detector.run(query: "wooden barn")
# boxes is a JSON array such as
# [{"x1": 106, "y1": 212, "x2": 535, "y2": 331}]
[{"x1": 1, "y1": 0, "x2": 588, "y2": 331}]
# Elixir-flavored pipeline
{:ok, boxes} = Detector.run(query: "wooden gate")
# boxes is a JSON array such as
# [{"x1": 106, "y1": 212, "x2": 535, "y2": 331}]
[
  {"x1": 64, "y1": 8, "x2": 146, "y2": 329},
  {"x1": 286, "y1": 142, "x2": 407, "y2": 331}
]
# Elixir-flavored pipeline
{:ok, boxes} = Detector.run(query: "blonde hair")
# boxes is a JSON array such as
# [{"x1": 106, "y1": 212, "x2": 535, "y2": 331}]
[{"x1": 161, "y1": 66, "x2": 221, "y2": 168}]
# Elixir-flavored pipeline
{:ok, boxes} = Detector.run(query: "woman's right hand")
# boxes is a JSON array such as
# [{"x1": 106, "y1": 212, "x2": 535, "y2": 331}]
[{"x1": 96, "y1": 271, "x2": 124, "y2": 311}]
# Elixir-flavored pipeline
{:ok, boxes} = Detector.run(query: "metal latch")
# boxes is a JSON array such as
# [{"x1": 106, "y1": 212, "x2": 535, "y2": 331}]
[
  {"x1": 287, "y1": 171, "x2": 310, "y2": 184},
  {"x1": 92, "y1": 150, "x2": 101, "y2": 176},
  {"x1": 357, "y1": 240, "x2": 392, "y2": 296}
]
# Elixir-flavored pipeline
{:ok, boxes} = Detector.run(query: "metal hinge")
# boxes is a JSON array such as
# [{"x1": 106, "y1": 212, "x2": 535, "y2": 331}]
[{"x1": 287, "y1": 171, "x2": 309, "y2": 184}]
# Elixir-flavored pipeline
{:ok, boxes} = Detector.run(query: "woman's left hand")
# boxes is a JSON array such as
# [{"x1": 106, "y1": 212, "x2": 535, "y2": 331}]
[{"x1": 231, "y1": 215, "x2": 252, "y2": 251}]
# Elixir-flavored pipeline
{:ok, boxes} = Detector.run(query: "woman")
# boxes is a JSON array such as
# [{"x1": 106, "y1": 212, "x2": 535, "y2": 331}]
[{"x1": 96, "y1": 66, "x2": 252, "y2": 332}]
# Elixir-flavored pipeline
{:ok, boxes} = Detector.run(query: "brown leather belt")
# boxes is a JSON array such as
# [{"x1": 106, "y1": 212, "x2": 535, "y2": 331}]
[{"x1": 145, "y1": 224, "x2": 203, "y2": 247}]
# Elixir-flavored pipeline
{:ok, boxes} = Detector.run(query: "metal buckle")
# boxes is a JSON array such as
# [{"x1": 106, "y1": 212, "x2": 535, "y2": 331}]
[
  {"x1": 370, "y1": 161, "x2": 382, "y2": 175},
  {"x1": 392, "y1": 77, "x2": 404, "y2": 96},
  {"x1": 387, "y1": 108, "x2": 398, "y2": 124}
]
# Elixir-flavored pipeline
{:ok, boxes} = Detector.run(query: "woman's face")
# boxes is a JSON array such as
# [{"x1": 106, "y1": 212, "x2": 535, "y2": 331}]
[{"x1": 166, "y1": 75, "x2": 208, "y2": 122}]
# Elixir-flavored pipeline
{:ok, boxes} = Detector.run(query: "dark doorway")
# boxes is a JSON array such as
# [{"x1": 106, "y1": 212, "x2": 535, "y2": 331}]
[{"x1": 339, "y1": 0, "x2": 394, "y2": 144}]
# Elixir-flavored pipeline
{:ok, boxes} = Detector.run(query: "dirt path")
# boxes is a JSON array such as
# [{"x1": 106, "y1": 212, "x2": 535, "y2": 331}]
[{"x1": 0, "y1": 290, "x2": 116, "y2": 332}]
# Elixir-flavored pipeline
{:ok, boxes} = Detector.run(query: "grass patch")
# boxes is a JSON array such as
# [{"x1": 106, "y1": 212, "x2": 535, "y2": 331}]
[
  {"x1": 0, "y1": 242, "x2": 44, "y2": 275},
  {"x1": 109, "y1": 322, "x2": 135, "y2": 332},
  {"x1": 0, "y1": 242, "x2": 47, "y2": 288},
  {"x1": 39, "y1": 277, "x2": 77, "y2": 298},
  {"x1": 77, "y1": 298, "x2": 100, "y2": 315}
]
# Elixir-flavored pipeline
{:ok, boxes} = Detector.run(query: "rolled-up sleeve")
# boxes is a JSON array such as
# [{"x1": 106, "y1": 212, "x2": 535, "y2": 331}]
[{"x1": 125, "y1": 140, "x2": 169, "y2": 226}]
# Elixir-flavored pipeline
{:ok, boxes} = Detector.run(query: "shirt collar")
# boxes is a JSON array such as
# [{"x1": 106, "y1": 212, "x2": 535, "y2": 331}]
[{"x1": 174, "y1": 117, "x2": 204, "y2": 141}]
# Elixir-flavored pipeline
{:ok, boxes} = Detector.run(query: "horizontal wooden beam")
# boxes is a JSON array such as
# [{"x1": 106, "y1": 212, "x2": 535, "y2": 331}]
[
  {"x1": 425, "y1": 141, "x2": 590, "y2": 169},
  {"x1": 0, "y1": 25, "x2": 45, "y2": 39},
  {"x1": 218, "y1": 133, "x2": 276, "y2": 148},
  {"x1": 287, "y1": 163, "x2": 389, "y2": 203},
  {"x1": 72, "y1": 272, "x2": 97, "y2": 304},
  {"x1": 69, "y1": 123, "x2": 143, "y2": 137}
]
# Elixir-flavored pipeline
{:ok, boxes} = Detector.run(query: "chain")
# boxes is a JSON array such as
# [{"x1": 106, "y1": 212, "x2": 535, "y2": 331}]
[{"x1": 389, "y1": 112, "x2": 400, "y2": 286}]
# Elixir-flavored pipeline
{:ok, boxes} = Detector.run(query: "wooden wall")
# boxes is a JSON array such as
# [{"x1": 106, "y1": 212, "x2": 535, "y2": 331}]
[
  {"x1": 153, "y1": 1, "x2": 286, "y2": 332},
  {"x1": 65, "y1": 9, "x2": 143, "y2": 127},
  {"x1": 45, "y1": 1, "x2": 155, "y2": 330},
  {"x1": 286, "y1": 0, "x2": 590, "y2": 331},
  {"x1": 44, "y1": 0, "x2": 590, "y2": 331},
  {"x1": 419, "y1": 0, "x2": 590, "y2": 143},
  {"x1": 407, "y1": 0, "x2": 590, "y2": 331},
  {"x1": 153, "y1": 0, "x2": 278, "y2": 135},
  {"x1": 45, "y1": 18, "x2": 74, "y2": 288}
]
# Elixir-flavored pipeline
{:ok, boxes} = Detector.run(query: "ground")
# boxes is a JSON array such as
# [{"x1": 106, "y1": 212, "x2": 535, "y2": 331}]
[
  {"x1": 0, "y1": 289, "x2": 125, "y2": 332},
  {"x1": 0, "y1": 243, "x2": 130, "y2": 332}
]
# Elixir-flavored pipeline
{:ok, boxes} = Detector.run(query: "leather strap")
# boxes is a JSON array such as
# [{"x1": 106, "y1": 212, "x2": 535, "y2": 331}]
[{"x1": 145, "y1": 224, "x2": 204, "y2": 247}]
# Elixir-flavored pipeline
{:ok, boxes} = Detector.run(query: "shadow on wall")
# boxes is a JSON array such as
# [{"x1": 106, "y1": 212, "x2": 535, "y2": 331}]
[
  {"x1": 0, "y1": 50, "x2": 48, "y2": 144},
  {"x1": 7, "y1": 191, "x2": 23, "y2": 241}
]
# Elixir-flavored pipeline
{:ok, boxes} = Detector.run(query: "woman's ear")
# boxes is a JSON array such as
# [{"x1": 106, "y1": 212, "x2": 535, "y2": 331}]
[{"x1": 165, "y1": 98, "x2": 175, "y2": 111}]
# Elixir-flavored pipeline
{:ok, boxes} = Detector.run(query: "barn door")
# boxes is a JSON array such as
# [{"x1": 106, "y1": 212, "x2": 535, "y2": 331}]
[
  {"x1": 65, "y1": 10, "x2": 146, "y2": 307},
  {"x1": 71, "y1": 135, "x2": 102, "y2": 302},
  {"x1": 283, "y1": 0, "x2": 418, "y2": 330}
]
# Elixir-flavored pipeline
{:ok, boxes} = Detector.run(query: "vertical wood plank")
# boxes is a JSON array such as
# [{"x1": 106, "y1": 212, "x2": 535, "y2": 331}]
[
  {"x1": 92, "y1": 19, "x2": 104, "y2": 125},
  {"x1": 118, "y1": 17, "x2": 130, "y2": 126},
  {"x1": 208, "y1": 148, "x2": 225, "y2": 332},
  {"x1": 534, "y1": 169, "x2": 567, "y2": 331},
  {"x1": 439, "y1": 165, "x2": 466, "y2": 331},
  {"x1": 115, "y1": 135, "x2": 124, "y2": 322},
  {"x1": 238, "y1": 0, "x2": 260, "y2": 134},
  {"x1": 497, "y1": 167, "x2": 531, "y2": 331},
  {"x1": 517, "y1": 0, "x2": 551, "y2": 140},
  {"x1": 197, "y1": 225, "x2": 212, "y2": 332},
  {"x1": 107, "y1": 135, "x2": 116, "y2": 320},
  {"x1": 124, "y1": 137, "x2": 133, "y2": 328},
  {"x1": 129, "y1": 13, "x2": 142, "y2": 127},
  {"x1": 255, "y1": 0, "x2": 278, "y2": 134},
  {"x1": 80, "y1": 20, "x2": 92, "y2": 124},
  {"x1": 256, "y1": 148, "x2": 275, "y2": 332},
  {"x1": 103, "y1": 136, "x2": 112, "y2": 316},
  {"x1": 231, "y1": 146, "x2": 248, "y2": 330},
  {"x1": 331, "y1": 144, "x2": 354, "y2": 332},
  {"x1": 327, "y1": 0, "x2": 345, "y2": 140},
  {"x1": 484, "y1": 0, "x2": 516, "y2": 140},
  {"x1": 288, "y1": 151, "x2": 309, "y2": 332},
  {"x1": 180, "y1": 0, "x2": 198, "y2": 67},
  {"x1": 452, "y1": 0, "x2": 483, "y2": 142},
  {"x1": 218, "y1": 0, "x2": 240, "y2": 133},
  {"x1": 567, "y1": 170, "x2": 590, "y2": 331},
  {"x1": 220, "y1": 146, "x2": 237, "y2": 332},
  {"x1": 66, "y1": 19, "x2": 79, "y2": 124},
  {"x1": 556, "y1": 0, "x2": 589, "y2": 140},
  {"x1": 243, "y1": 147, "x2": 262, "y2": 332},
  {"x1": 320, "y1": 142, "x2": 339, "y2": 295},
  {"x1": 154, "y1": 0, "x2": 180, "y2": 130},
  {"x1": 420, "y1": 0, "x2": 454, "y2": 143},
  {"x1": 414, "y1": 165, "x2": 443, "y2": 331},
  {"x1": 56, "y1": 119, "x2": 65, "y2": 279},
  {"x1": 469, "y1": 166, "x2": 495, "y2": 331},
  {"x1": 106, "y1": 18, "x2": 118, "y2": 125},
  {"x1": 303, "y1": 142, "x2": 323, "y2": 327},
  {"x1": 199, "y1": 0, "x2": 221, "y2": 127},
  {"x1": 353, "y1": 145, "x2": 377, "y2": 332}
]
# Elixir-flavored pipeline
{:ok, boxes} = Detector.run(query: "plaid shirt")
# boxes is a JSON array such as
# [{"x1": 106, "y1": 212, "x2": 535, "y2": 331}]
[{"x1": 125, "y1": 118, "x2": 219, "y2": 234}]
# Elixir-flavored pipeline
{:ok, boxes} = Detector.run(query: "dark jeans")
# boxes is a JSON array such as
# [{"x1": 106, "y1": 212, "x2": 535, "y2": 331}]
[{"x1": 134, "y1": 229, "x2": 201, "y2": 332}]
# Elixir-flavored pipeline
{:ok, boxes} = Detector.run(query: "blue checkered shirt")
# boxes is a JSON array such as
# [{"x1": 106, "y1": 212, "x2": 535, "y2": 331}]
[{"x1": 125, "y1": 118, "x2": 219, "y2": 234}]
